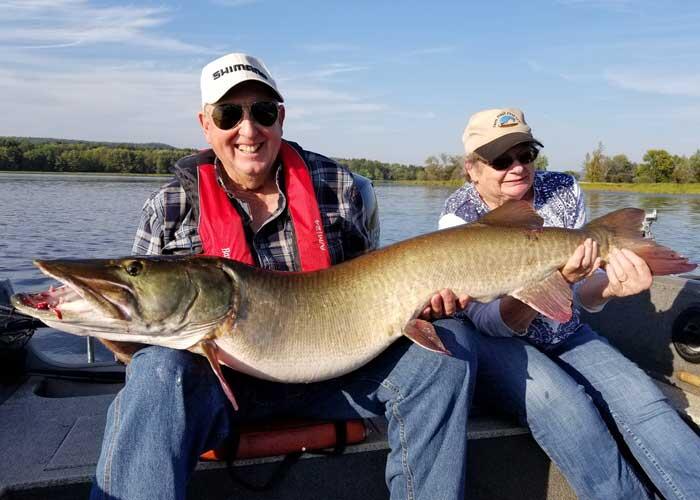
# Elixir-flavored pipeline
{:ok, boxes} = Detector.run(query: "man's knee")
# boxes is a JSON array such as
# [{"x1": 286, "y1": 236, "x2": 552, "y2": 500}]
[
  {"x1": 434, "y1": 318, "x2": 478, "y2": 360},
  {"x1": 127, "y1": 346, "x2": 212, "y2": 393},
  {"x1": 428, "y1": 318, "x2": 478, "y2": 381}
]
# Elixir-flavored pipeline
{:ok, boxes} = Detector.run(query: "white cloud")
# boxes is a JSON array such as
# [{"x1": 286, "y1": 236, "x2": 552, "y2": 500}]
[
  {"x1": 524, "y1": 58, "x2": 599, "y2": 82},
  {"x1": 403, "y1": 46, "x2": 455, "y2": 56},
  {"x1": 210, "y1": 0, "x2": 260, "y2": 6},
  {"x1": 311, "y1": 63, "x2": 369, "y2": 79},
  {"x1": 283, "y1": 85, "x2": 386, "y2": 119},
  {"x1": 0, "y1": 61, "x2": 202, "y2": 146},
  {"x1": 0, "y1": 1, "x2": 208, "y2": 53},
  {"x1": 283, "y1": 86, "x2": 358, "y2": 102},
  {"x1": 393, "y1": 110, "x2": 437, "y2": 120},
  {"x1": 555, "y1": 0, "x2": 634, "y2": 6},
  {"x1": 605, "y1": 69, "x2": 700, "y2": 97},
  {"x1": 353, "y1": 124, "x2": 387, "y2": 134},
  {"x1": 279, "y1": 63, "x2": 369, "y2": 82},
  {"x1": 300, "y1": 43, "x2": 358, "y2": 53},
  {"x1": 11, "y1": 41, "x2": 84, "y2": 50}
]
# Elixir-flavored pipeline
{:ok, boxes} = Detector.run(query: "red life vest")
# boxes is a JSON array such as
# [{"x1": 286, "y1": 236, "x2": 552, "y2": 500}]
[{"x1": 197, "y1": 141, "x2": 332, "y2": 271}]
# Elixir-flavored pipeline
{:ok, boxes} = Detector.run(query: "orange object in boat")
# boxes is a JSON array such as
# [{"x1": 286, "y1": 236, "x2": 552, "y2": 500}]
[{"x1": 200, "y1": 419, "x2": 367, "y2": 461}]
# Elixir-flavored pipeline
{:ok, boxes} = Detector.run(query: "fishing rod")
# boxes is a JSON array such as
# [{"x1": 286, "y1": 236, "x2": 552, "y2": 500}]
[
  {"x1": 0, "y1": 279, "x2": 45, "y2": 351},
  {"x1": 0, "y1": 304, "x2": 46, "y2": 334},
  {"x1": 0, "y1": 279, "x2": 47, "y2": 337}
]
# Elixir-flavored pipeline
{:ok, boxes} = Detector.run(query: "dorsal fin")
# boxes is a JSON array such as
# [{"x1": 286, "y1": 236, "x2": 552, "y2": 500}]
[
  {"x1": 584, "y1": 208, "x2": 645, "y2": 240},
  {"x1": 475, "y1": 200, "x2": 544, "y2": 229}
]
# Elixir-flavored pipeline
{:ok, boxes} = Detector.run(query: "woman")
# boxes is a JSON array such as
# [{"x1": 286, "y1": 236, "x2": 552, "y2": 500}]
[{"x1": 437, "y1": 108, "x2": 700, "y2": 499}]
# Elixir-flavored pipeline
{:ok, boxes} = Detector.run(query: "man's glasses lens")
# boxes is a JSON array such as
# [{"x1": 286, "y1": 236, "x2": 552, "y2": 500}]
[
  {"x1": 250, "y1": 101, "x2": 279, "y2": 127},
  {"x1": 490, "y1": 148, "x2": 539, "y2": 170},
  {"x1": 211, "y1": 104, "x2": 243, "y2": 130},
  {"x1": 211, "y1": 102, "x2": 279, "y2": 130}
]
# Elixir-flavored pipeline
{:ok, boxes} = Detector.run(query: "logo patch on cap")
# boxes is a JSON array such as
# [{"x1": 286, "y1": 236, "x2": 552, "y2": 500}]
[{"x1": 494, "y1": 112, "x2": 520, "y2": 128}]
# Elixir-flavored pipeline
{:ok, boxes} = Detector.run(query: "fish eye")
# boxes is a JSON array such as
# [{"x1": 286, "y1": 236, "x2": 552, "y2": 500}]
[{"x1": 125, "y1": 261, "x2": 144, "y2": 276}]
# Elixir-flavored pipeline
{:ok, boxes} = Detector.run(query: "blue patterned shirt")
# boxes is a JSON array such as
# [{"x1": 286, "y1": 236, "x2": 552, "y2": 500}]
[{"x1": 439, "y1": 171, "x2": 593, "y2": 346}]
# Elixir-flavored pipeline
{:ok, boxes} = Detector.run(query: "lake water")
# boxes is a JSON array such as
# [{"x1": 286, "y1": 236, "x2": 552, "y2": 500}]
[{"x1": 1, "y1": 173, "x2": 699, "y2": 363}]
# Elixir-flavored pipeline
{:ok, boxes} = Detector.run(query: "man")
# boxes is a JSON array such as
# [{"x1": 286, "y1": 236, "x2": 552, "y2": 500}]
[{"x1": 90, "y1": 53, "x2": 478, "y2": 500}]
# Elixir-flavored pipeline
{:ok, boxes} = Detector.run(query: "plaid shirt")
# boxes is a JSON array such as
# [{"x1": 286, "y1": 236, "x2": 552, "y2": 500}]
[{"x1": 132, "y1": 142, "x2": 377, "y2": 271}]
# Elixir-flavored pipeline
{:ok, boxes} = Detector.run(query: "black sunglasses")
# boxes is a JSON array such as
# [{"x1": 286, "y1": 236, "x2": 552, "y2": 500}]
[
  {"x1": 487, "y1": 147, "x2": 539, "y2": 171},
  {"x1": 210, "y1": 101, "x2": 280, "y2": 130}
]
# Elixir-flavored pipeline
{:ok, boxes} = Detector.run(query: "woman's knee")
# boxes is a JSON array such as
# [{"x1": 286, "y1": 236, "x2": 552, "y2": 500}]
[
  {"x1": 523, "y1": 363, "x2": 595, "y2": 420},
  {"x1": 604, "y1": 372, "x2": 672, "y2": 424}
]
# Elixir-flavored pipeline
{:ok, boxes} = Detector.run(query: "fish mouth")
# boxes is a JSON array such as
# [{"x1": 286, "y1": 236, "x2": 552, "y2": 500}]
[
  {"x1": 12, "y1": 261, "x2": 135, "y2": 325},
  {"x1": 11, "y1": 258, "x2": 227, "y2": 349},
  {"x1": 12, "y1": 284, "x2": 80, "y2": 322}
]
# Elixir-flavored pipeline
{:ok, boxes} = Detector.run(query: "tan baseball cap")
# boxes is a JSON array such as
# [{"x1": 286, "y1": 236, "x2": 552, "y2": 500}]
[
  {"x1": 200, "y1": 53, "x2": 283, "y2": 106},
  {"x1": 462, "y1": 108, "x2": 542, "y2": 162}
]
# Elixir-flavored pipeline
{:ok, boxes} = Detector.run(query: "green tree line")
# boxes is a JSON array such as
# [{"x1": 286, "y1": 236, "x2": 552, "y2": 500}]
[
  {"x1": 0, "y1": 137, "x2": 196, "y2": 174},
  {"x1": 337, "y1": 153, "x2": 549, "y2": 182},
  {"x1": 583, "y1": 142, "x2": 700, "y2": 183},
  {"x1": 333, "y1": 157, "x2": 425, "y2": 180},
  {"x1": 5, "y1": 137, "x2": 697, "y2": 184}
]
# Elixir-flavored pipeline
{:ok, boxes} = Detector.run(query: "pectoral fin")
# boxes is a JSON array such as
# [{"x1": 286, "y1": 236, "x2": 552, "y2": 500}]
[
  {"x1": 403, "y1": 319, "x2": 452, "y2": 356},
  {"x1": 511, "y1": 271, "x2": 573, "y2": 323},
  {"x1": 199, "y1": 339, "x2": 239, "y2": 411},
  {"x1": 97, "y1": 339, "x2": 146, "y2": 365}
]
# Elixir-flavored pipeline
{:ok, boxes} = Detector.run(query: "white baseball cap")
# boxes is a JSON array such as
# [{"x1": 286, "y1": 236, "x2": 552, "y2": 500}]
[
  {"x1": 462, "y1": 108, "x2": 542, "y2": 162},
  {"x1": 200, "y1": 53, "x2": 283, "y2": 106}
]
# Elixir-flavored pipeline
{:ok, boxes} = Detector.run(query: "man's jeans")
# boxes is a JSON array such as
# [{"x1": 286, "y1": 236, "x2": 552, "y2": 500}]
[
  {"x1": 476, "y1": 324, "x2": 700, "y2": 500},
  {"x1": 90, "y1": 318, "x2": 478, "y2": 500}
]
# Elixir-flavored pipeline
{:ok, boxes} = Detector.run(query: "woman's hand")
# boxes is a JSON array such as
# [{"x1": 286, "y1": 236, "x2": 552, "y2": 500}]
[
  {"x1": 419, "y1": 289, "x2": 471, "y2": 320},
  {"x1": 601, "y1": 248, "x2": 653, "y2": 298},
  {"x1": 562, "y1": 238, "x2": 602, "y2": 284}
]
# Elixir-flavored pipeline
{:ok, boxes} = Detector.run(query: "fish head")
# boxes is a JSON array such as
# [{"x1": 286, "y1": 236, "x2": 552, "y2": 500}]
[{"x1": 11, "y1": 256, "x2": 239, "y2": 349}]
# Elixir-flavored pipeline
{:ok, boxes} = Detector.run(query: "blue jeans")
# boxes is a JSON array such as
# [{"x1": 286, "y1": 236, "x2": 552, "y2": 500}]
[
  {"x1": 476, "y1": 324, "x2": 700, "y2": 500},
  {"x1": 90, "y1": 318, "x2": 477, "y2": 500}
]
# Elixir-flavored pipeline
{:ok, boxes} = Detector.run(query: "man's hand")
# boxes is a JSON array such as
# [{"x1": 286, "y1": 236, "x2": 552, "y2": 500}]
[
  {"x1": 601, "y1": 248, "x2": 653, "y2": 299},
  {"x1": 419, "y1": 289, "x2": 471, "y2": 320},
  {"x1": 562, "y1": 238, "x2": 602, "y2": 284}
]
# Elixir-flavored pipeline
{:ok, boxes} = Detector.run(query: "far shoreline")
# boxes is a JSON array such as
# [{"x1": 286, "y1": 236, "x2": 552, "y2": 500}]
[
  {"x1": 578, "y1": 182, "x2": 700, "y2": 195},
  {"x1": 383, "y1": 179, "x2": 700, "y2": 195},
  {"x1": 2, "y1": 171, "x2": 700, "y2": 195}
]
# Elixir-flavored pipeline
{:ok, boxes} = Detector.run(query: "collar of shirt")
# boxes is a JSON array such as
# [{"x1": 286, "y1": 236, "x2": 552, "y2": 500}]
[{"x1": 213, "y1": 157, "x2": 287, "y2": 227}]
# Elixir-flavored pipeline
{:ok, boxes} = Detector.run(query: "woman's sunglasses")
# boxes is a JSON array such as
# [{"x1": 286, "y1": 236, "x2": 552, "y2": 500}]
[
  {"x1": 487, "y1": 147, "x2": 539, "y2": 171},
  {"x1": 210, "y1": 101, "x2": 280, "y2": 130}
]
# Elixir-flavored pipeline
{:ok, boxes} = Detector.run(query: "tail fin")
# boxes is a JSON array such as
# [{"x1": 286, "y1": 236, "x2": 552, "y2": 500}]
[
  {"x1": 623, "y1": 240, "x2": 696, "y2": 275},
  {"x1": 585, "y1": 208, "x2": 696, "y2": 275}
]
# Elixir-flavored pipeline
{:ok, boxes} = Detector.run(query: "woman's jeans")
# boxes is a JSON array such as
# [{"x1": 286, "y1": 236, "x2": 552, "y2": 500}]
[
  {"x1": 475, "y1": 324, "x2": 700, "y2": 500},
  {"x1": 90, "y1": 318, "x2": 478, "y2": 500}
]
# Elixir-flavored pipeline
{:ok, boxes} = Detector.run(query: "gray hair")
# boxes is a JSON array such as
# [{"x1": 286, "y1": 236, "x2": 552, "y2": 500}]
[
  {"x1": 462, "y1": 152, "x2": 483, "y2": 182},
  {"x1": 464, "y1": 152, "x2": 482, "y2": 165}
]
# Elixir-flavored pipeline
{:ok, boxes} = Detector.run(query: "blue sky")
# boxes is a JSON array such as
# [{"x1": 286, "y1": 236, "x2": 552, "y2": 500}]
[{"x1": 1, "y1": 0, "x2": 699, "y2": 171}]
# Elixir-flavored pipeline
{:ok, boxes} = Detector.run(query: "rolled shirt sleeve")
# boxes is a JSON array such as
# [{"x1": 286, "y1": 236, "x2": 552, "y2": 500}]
[{"x1": 459, "y1": 300, "x2": 522, "y2": 338}]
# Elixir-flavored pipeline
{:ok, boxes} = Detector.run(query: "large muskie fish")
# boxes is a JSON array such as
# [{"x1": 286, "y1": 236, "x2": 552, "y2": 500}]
[{"x1": 11, "y1": 201, "x2": 696, "y2": 409}]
